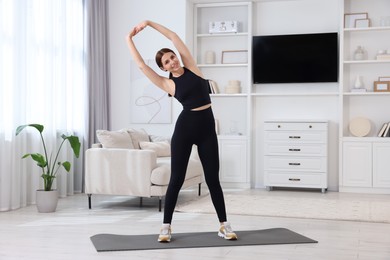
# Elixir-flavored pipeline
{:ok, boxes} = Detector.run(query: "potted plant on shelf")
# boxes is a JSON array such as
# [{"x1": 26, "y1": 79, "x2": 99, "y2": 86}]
[{"x1": 16, "y1": 124, "x2": 81, "y2": 212}]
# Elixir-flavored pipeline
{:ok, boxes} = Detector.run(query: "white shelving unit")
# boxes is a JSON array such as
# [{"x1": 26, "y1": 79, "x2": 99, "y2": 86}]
[
  {"x1": 192, "y1": 2, "x2": 252, "y2": 187},
  {"x1": 339, "y1": 0, "x2": 390, "y2": 194}
]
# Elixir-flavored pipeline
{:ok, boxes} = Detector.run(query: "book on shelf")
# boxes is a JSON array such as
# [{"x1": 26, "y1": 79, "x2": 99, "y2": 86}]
[
  {"x1": 208, "y1": 79, "x2": 220, "y2": 94},
  {"x1": 378, "y1": 123, "x2": 388, "y2": 137},
  {"x1": 381, "y1": 123, "x2": 390, "y2": 137},
  {"x1": 376, "y1": 54, "x2": 390, "y2": 61}
]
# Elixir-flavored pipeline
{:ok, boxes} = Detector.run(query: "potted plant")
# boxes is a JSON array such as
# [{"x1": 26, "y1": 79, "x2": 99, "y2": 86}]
[{"x1": 16, "y1": 124, "x2": 81, "y2": 212}]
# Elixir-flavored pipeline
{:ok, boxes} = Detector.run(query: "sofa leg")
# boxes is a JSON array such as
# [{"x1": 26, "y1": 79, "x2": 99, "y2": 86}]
[
  {"x1": 198, "y1": 183, "x2": 202, "y2": 196},
  {"x1": 87, "y1": 194, "x2": 92, "y2": 209},
  {"x1": 159, "y1": 197, "x2": 162, "y2": 212},
  {"x1": 139, "y1": 197, "x2": 143, "y2": 208}
]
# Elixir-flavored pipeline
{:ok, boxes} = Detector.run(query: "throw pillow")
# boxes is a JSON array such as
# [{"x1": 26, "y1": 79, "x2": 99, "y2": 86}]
[
  {"x1": 149, "y1": 134, "x2": 172, "y2": 144},
  {"x1": 127, "y1": 128, "x2": 150, "y2": 149},
  {"x1": 139, "y1": 141, "x2": 171, "y2": 157},
  {"x1": 96, "y1": 129, "x2": 134, "y2": 149}
]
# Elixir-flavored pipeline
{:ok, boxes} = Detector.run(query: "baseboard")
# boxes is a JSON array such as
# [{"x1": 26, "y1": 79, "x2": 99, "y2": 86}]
[{"x1": 339, "y1": 186, "x2": 390, "y2": 194}]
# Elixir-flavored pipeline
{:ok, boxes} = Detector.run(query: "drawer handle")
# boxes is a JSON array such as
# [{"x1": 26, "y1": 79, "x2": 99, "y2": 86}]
[
  {"x1": 289, "y1": 163, "x2": 301, "y2": 166},
  {"x1": 289, "y1": 136, "x2": 301, "y2": 139},
  {"x1": 289, "y1": 178, "x2": 301, "y2": 182},
  {"x1": 289, "y1": 148, "x2": 301, "y2": 152}
]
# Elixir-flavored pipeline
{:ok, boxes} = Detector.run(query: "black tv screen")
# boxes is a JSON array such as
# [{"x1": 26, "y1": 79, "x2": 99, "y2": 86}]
[{"x1": 252, "y1": 32, "x2": 338, "y2": 84}]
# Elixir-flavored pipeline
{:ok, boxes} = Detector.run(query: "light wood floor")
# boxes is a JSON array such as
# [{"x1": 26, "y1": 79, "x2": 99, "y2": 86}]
[{"x1": 0, "y1": 188, "x2": 389, "y2": 260}]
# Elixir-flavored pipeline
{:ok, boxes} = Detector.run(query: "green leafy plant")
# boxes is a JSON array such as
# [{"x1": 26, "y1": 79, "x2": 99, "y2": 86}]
[{"x1": 16, "y1": 124, "x2": 81, "y2": 191}]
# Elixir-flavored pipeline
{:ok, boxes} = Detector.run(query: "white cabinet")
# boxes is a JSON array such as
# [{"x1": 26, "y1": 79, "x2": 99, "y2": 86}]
[
  {"x1": 218, "y1": 137, "x2": 248, "y2": 184},
  {"x1": 342, "y1": 142, "x2": 372, "y2": 187},
  {"x1": 340, "y1": 0, "x2": 390, "y2": 194},
  {"x1": 193, "y1": 2, "x2": 252, "y2": 186},
  {"x1": 342, "y1": 141, "x2": 390, "y2": 191},
  {"x1": 373, "y1": 143, "x2": 390, "y2": 188},
  {"x1": 264, "y1": 120, "x2": 328, "y2": 192}
]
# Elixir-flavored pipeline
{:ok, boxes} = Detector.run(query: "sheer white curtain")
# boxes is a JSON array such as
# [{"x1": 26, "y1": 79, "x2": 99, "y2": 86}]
[{"x1": 0, "y1": 0, "x2": 86, "y2": 211}]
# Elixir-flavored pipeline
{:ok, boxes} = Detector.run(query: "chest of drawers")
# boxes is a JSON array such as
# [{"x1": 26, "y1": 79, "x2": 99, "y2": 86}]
[{"x1": 264, "y1": 120, "x2": 328, "y2": 192}]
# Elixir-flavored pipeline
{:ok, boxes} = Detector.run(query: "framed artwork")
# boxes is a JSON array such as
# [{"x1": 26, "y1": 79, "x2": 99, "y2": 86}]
[
  {"x1": 374, "y1": 81, "x2": 390, "y2": 92},
  {"x1": 130, "y1": 60, "x2": 172, "y2": 124},
  {"x1": 355, "y1": 18, "x2": 370, "y2": 28},
  {"x1": 344, "y1": 13, "x2": 368, "y2": 28},
  {"x1": 221, "y1": 50, "x2": 248, "y2": 64},
  {"x1": 378, "y1": 76, "x2": 390, "y2": 82}
]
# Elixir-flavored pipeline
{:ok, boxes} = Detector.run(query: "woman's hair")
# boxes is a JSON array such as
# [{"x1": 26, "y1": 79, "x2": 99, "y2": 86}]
[{"x1": 155, "y1": 48, "x2": 176, "y2": 70}]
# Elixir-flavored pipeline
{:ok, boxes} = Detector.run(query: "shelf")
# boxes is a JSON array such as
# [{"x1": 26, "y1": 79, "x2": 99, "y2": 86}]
[
  {"x1": 342, "y1": 137, "x2": 390, "y2": 142},
  {"x1": 197, "y1": 32, "x2": 249, "y2": 38},
  {"x1": 251, "y1": 92, "x2": 339, "y2": 97},
  {"x1": 343, "y1": 60, "x2": 390, "y2": 64},
  {"x1": 343, "y1": 92, "x2": 390, "y2": 96},
  {"x1": 198, "y1": 63, "x2": 248, "y2": 68},
  {"x1": 195, "y1": 1, "x2": 251, "y2": 167},
  {"x1": 343, "y1": 26, "x2": 390, "y2": 32}
]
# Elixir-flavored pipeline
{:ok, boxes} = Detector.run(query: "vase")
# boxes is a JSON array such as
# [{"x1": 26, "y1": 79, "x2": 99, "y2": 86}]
[
  {"x1": 353, "y1": 75, "x2": 363, "y2": 88},
  {"x1": 353, "y1": 46, "x2": 365, "y2": 60},
  {"x1": 205, "y1": 51, "x2": 215, "y2": 64},
  {"x1": 36, "y1": 189, "x2": 59, "y2": 213}
]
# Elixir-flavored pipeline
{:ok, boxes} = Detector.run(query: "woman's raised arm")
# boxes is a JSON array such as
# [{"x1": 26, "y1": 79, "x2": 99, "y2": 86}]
[
  {"x1": 145, "y1": 20, "x2": 203, "y2": 77},
  {"x1": 125, "y1": 26, "x2": 174, "y2": 95}
]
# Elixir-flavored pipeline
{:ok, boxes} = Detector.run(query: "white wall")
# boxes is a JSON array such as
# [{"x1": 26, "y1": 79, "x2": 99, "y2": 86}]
[
  {"x1": 108, "y1": 0, "x2": 187, "y2": 136},
  {"x1": 253, "y1": 0, "x2": 340, "y2": 35}
]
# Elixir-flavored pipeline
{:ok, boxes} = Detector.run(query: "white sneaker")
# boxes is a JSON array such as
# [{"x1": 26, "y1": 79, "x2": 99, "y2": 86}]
[
  {"x1": 218, "y1": 222, "x2": 237, "y2": 240},
  {"x1": 158, "y1": 223, "x2": 171, "y2": 242}
]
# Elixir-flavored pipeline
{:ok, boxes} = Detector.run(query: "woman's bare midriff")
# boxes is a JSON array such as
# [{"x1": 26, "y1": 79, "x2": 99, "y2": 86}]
[{"x1": 191, "y1": 103, "x2": 212, "y2": 111}]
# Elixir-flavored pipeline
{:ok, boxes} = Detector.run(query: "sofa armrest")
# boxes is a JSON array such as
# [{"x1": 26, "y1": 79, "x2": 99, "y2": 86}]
[
  {"x1": 190, "y1": 145, "x2": 200, "y2": 161},
  {"x1": 85, "y1": 148, "x2": 157, "y2": 197}
]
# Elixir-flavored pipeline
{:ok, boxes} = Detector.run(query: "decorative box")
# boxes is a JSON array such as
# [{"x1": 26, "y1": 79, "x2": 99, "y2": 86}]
[
  {"x1": 209, "y1": 21, "x2": 238, "y2": 34},
  {"x1": 225, "y1": 80, "x2": 241, "y2": 94}
]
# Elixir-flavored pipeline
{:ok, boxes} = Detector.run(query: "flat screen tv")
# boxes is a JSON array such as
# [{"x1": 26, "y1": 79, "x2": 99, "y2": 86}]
[{"x1": 252, "y1": 32, "x2": 338, "y2": 84}]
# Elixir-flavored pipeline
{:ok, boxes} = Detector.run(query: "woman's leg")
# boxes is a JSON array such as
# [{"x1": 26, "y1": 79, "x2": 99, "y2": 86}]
[
  {"x1": 197, "y1": 116, "x2": 237, "y2": 240},
  {"x1": 197, "y1": 117, "x2": 227, "y2": 223},
  {"x1": 163, "y1": 115, "x2": 194, "y2": 224}
]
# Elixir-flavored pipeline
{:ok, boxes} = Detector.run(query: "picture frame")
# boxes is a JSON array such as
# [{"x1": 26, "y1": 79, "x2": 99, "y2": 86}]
[
  {"x1": 355, "y1": 18, "x2": 370, "y2": 28},
  {"x1": 344, "y1": 13, "x2": 368, "y2": 28},
  {"x1": 221, "y1": 50, "x2": 248, "y2": 64},
  {"x1": 378, "y1": 76, "x2": 390, "y2": 82},
  {"x1": 374, "y1": 81, "x2": 390, "y2": 92}
]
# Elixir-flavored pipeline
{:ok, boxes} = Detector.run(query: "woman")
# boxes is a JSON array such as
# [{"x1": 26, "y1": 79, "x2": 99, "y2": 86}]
[{"x1": 126, "y1": 20, "x2": 237, "y2": 242}]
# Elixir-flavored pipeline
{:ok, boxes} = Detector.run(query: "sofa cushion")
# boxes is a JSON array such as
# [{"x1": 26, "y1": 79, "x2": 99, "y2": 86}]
[
  {"x1": 96, "y1": 129, "x2": 134, "y2": 149},
  {"x1": 149, "y1": 134, "x2": 171, "y2": 144},
  {"x1": 151, "y1": 157, "x2": 202, "y2": 186},
  {"x1": 126, "y1": 128, "x2": 150, "y2": 149},
  {"x1": 150, "y1": 163, "x2": 171, "y2": 185},
  {"x1": 139, "y1": 141, "x2": 171, "y2": 157}
]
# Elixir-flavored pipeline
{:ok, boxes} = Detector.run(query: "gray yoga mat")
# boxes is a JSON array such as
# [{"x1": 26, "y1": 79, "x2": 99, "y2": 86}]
[{"x1": 90, "y1": 228, "x2": 317, "y2": 252}]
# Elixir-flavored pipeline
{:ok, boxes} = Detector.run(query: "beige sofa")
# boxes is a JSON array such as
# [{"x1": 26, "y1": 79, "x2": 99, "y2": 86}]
[{"x1": 85, "y1": 128, "x2": 204, "y2": 211}]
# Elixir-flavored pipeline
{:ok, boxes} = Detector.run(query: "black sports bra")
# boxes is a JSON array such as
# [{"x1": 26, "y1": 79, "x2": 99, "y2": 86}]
[{"x1": 169, "y1": 67, "x2": 211, "y2": 110}]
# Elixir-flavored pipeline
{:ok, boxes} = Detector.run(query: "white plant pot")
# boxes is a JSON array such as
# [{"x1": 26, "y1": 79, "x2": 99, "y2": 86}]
[{"x1": 36, "y1": 190, "x2": 59, "y2": 213}]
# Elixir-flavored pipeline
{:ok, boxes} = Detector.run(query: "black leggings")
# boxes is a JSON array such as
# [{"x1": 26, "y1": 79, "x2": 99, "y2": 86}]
[{"x1": 163, "y1": 107, "x2": 227, "y2": 224}]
